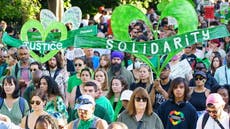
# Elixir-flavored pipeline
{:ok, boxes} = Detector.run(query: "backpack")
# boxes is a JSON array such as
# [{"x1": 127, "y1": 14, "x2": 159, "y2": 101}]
[
  {"x1": 0, "y1": 97, "x2": 26, "y2": 117},
  {"x1": 72, "y1": 116, "x2": 99, "y2": 129},
  {"x1": 14, "y1": 63, "x2": 19, "y2": 78},
  {"x1": 202, "y1": 113, "x2": 230, "y2": 129}
]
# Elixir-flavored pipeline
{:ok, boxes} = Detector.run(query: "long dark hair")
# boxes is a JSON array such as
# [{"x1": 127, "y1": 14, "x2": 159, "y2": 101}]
[
  {"x1": 38, "y1": 76, "x2": 62, "y2": 98},
  {"x1": 107, "y1": 76, "x2": 128, "y2": 99},
  {"x1": 168, "y1": 77, "x2": 190, "y2": 101},
  {"x1": 1, "y1": 76, "x2": 20, "y2": 98},
  {"x1": 211, "y1": 56, "x2": 222, "y2": 75},
  {"x1": 45, "y1": 53, "x2": 63, "y2": 70}
]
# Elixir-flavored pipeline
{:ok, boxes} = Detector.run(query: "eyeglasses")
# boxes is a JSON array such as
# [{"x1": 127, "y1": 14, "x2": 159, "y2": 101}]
[
  {"x1": 75, "y1": 63, "x2": 82, "y2": 67},
  {"x1": 78, "y1": 109, "x2": 88, "y2": 114},
  {"x1": 0, "y1": 56, "x2": 8, "y2": 58},
  {"x1": 30, "y1": 69, "x2": 37, "y2": 72},
  {"x1": 195, "y1": 67, "x2": 205, "y2": 70},
  {"x1": 195, "y1": 77, "x2": 205, "y2": 81},
  {"x1": 30, "y1": 100, "x2": 41, "y2": 105},
  {"x1": 206, "y1": 110, "x2": 217, "y2": 114},
  {"x1": 135, "y1": 97, "x2": 147, "y2": 102}
]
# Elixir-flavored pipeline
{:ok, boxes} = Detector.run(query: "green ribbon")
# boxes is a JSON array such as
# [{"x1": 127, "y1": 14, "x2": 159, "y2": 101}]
[{"x1": 109, "y1": 96, "x2": 122, "y2": 121}]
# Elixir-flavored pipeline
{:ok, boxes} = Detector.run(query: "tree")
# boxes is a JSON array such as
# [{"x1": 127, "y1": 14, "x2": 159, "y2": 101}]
[
  {"x1": 71, "y1": 0, "x2": 156, "y2": 17},
  {"x1": 0, "y1": 0, "x2": 41, "y2": 24}
]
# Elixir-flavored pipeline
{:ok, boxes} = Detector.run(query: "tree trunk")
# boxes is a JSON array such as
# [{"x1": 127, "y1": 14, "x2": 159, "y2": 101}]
[{"x1": 47, "y1": 0, "x2": 64, "y2": 21}]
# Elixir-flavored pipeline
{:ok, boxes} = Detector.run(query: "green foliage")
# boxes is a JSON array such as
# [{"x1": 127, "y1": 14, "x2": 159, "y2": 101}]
[
  {"x1": 71, "y1": 0, "x2": 120, "y2": 15},
  {"x1": 125, "y1": 0, "x2": 154, "y2": 13},
  {"x1": 64, "y1": 0, "x2": 72, "y2": 9},
  {"x1": 70, "y1": 0, "x2": 156, "y2": 17},
  {"x1": 0, "y1": 0, "x2": 41, "y2": 24}
]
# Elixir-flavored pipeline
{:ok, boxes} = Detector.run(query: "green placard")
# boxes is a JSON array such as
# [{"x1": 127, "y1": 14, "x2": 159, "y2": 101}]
[
  {"x1": 27, "y1": 25, "x2": 98, "y2": 41},
  {"x1": 74, "y1": 25, "x2": 229, "y2": 55}
]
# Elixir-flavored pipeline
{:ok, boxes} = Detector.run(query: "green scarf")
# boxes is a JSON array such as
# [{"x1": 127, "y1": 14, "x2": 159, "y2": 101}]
[
  {"x1": 110, "y1": 96, "x2": 123, "y2": 121},
  {"x1": 77, "y1": 115, "x2": 95, "y2": 129}
]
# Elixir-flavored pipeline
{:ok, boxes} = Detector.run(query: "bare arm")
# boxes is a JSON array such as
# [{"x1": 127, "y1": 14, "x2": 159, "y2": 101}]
[
  {"x1": 65, "y1": 121, "x2": 74, "y2": 129},
  {"x1": 96, "y1": 119, "x2": 108, "y2": 129},
  {"x1": 154, "y1": 79, "x2": 169, "y2": 99},
  {"x1": 20, "y1": 116, "x2": 26, "y2": 128}
]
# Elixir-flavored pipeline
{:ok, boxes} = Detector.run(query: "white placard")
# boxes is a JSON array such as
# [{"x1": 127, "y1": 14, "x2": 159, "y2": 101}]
[
  {"x1": 170, "y1": 59, "x2": 192, "y2": 79},
  {"x1": 62, "y1": 7, "x2": 82, "y2": 30},
  {"x1": 40, "y1": 9, "x2": 57, "y2": 28}
]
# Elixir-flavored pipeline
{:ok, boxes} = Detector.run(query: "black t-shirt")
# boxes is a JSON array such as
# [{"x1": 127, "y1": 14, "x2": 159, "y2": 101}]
[
  {"x1": 154, "y1": 80, "x2": 171, "y2": 110},
  {"x1": 130, "y1": 81, "x2": 153, "y2": 93}
]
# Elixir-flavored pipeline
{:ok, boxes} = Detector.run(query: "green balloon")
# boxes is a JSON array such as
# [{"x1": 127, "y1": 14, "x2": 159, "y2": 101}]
[
  {"x1": 111, "y1": 5, "x2": 153, "y2": 41},
  {"x1": 20, "y1": 20, "x2": 67, "y2": 63},
  {"x1": 160, "y1": 0, "x2": 198, "y2": 34}
]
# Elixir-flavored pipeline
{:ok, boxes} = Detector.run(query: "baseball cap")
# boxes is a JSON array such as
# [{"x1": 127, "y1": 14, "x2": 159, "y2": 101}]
[
  {"x1": 74, "y1": 95, "x2": 95, "y2": 110},
  {"x1": 120, "y1": 90, "x2": 133, "y2": 101},
  {"x1": 194, "y1": 71, "x2": 207, "y2": 78},
  {"x1": 206, "y1": 93, "x2": 225, "y2": 107},
  {"x1": 210, "y1": 39, "x2": 221, "y2": 47}
]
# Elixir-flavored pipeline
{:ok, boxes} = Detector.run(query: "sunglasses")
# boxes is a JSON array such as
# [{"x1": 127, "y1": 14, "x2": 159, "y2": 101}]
[
  {"x1": 30, "y1": 100, "x2": 41, "y2": 105},
  {"x1": 195, "y1": 67, "x2": 205, "y2": 70},
  {"x1": 75, "y1": 63, "x2": 82, "y2": 67},
  {"x1": 135, "y1": 97, "x2": 147, "y2": 102},
  {"x1": 195, "y1": 77, "x2": 205, "y2": 81},
  {"x1": 206, "y1": 110, "x2": 217, "y2": 114},
  {"x1": 30, "y1": 69, "x2": 37, "y2": 72}
]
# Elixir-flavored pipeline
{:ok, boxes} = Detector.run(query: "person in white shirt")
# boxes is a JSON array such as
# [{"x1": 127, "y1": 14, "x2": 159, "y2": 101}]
[{"x1": 196, "y1": 93, "x2": 229, "y2": 129}]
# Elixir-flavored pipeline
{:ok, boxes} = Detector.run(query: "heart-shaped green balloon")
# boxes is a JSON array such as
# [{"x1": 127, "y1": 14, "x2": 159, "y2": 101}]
[
  {"x1": 20, "y1": 20, "x2": 67, "y2": 63},
  {"x1": 160, "y1": 0, "x2": 198, "y2": 34},
  {"x1": 111, "y1": 5, "x2": 162, "y2": 77},
  {"x1": 111, "y1": 3, "x2": 198, "y2": 78}
]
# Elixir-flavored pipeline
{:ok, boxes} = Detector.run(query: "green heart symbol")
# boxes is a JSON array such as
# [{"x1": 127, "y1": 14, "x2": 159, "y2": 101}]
[
  {"x1": 20, "y1": 20, "x2": 67, "y2": 63},
  {"x1": 111, "y1": 3, "x2": 198, "y2": 77}
]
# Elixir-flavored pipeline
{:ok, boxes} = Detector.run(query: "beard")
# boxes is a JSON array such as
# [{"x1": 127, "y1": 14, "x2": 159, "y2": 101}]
[
  {"x1": 111, "y1": 63, "x2": 122, "y2": 74},
  {"x1": 49, "y1": 63, "x2": 57, "y2": 69},
  {"x1": 20, "y1": 58, "x2": 29, "y2": 63}
]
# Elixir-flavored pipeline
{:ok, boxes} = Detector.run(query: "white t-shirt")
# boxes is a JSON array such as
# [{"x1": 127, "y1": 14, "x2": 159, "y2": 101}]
[{"x1": 196, "y1": 111, "x2": 229, "y2": 129}]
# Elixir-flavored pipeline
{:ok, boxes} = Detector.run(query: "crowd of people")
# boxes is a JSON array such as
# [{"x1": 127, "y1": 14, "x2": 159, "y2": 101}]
[{"x1": 0, "y1": 1, "x2": 230, "y2": 129}]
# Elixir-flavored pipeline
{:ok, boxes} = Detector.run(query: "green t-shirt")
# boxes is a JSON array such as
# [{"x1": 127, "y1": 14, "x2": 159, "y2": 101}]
[
  {"x1": 96, "y1": 96, "x2": 115, "y2": 122},
  {"x1": 0, "y1": 98, "x2": 30, "y2": 125},
  {"x1": 67, "y1": 75, "x2": 82, "y2": 93}
]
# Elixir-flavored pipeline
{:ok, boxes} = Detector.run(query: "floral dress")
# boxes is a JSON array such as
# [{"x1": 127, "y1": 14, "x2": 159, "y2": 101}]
[{"x1": 45, "y1": 96, "x2": 69, "y2": 119}]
